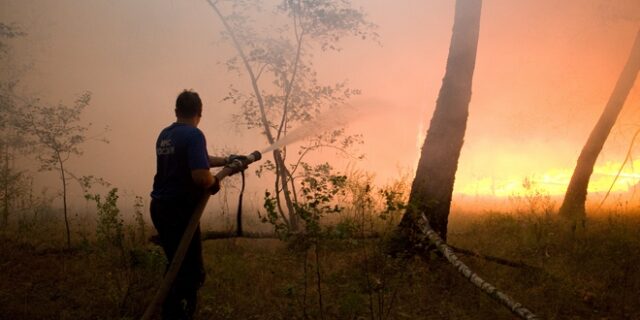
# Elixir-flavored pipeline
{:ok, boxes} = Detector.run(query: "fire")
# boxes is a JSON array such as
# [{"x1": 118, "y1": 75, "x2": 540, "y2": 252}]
[{"x1": 454, "y1": 159, "x2": 640, "y2": 198}]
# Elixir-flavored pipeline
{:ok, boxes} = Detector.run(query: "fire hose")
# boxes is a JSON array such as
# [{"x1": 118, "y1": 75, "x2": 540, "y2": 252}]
[
  {"x1": 141, "y1": 149, "x2": 538, "y2": 319},
  {"x1": 141, "y1": 151, "x2": 261, "y2": 320}
]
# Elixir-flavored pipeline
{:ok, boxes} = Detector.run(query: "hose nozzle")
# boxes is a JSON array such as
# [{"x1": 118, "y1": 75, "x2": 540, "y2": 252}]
[
  {"x1": 246, "y1": 150, "x2": 262, "y2": 163},
  {"x1": 215, "y1": 150, "x2": 263, "y2": 181}
]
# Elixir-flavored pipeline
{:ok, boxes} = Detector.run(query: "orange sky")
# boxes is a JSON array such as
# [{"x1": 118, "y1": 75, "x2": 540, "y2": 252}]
[{"x1": 1, "y1": 0, "x2": 639, "y2": 212}]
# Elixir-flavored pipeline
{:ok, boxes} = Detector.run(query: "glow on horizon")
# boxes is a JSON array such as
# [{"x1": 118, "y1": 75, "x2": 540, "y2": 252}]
[{"x1": 454, "y1": 159, "x2": 640, "y2": 197}]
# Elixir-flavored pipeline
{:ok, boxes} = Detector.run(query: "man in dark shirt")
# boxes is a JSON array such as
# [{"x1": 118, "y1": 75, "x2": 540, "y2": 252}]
[{"x1": 150, "y1": 90, "x2": 226, "y2": 319}]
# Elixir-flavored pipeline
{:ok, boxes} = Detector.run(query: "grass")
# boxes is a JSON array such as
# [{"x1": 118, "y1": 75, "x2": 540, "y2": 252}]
[{"x1": 1, "y1": 207, "x2": 640, "y2": 319}]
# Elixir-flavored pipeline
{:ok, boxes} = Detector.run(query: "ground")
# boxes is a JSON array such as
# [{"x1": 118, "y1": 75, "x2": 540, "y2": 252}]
[{"x1": 1, "y1": 212, "x2": 639, "y2": 319}]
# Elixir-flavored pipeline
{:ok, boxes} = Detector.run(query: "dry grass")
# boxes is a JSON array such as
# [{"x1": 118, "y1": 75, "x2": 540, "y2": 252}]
[{"x1": 1, "y1": 208, "x2": 639, "y2": 319}]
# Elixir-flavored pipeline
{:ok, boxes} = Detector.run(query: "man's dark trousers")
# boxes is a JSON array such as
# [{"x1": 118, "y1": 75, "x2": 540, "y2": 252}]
[{"x1": 150, "y1": 196, "x2": 206, "y2": 320}]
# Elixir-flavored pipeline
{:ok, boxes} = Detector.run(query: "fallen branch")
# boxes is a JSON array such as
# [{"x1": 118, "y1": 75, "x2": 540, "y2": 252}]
[
  {"x1": 416, "y1": 213, "x2": 539, "y2": 320},
  {"x1": 154, "y1": 230, "x2": 381, "y2": 242},
  {"x1": 201, "y1": 230, "x2": 278, "y2": 240},
  {"x1": 449, "y1": 245, "x2": 541, "y2": 270}
]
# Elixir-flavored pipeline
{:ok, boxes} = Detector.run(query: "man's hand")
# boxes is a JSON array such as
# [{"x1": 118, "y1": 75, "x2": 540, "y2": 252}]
[
  {"x1": 226, "y1": 158, "x2": 248, "y2": 174},
  {"x1": 208, "y1": 177, "x2": 221, "y2": 195},
  {"x1": 226, "y1": 154, "x2": 247, "y2": 165}
]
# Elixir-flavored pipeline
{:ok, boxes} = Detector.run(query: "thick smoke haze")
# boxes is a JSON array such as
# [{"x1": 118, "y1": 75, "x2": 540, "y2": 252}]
[{"x1": 1, "y1": 0, "x2": 639, "y2": 214}]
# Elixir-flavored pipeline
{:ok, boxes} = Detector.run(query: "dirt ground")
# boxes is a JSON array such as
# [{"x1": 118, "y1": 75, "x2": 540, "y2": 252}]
[{"x1": 1, "y1": 213, "x2": 639, "y2": 319}]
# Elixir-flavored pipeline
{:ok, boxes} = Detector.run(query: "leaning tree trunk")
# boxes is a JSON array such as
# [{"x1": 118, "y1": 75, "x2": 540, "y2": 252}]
[
  {"x1": 559, "y1": 29, "x2": 640, "y2": 226},
  {"x1": 399, "y1": 0, "x2": 482, "y2": 242}
]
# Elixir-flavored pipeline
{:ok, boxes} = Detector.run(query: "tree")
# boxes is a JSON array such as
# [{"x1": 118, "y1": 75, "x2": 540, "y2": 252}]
[
  {"x1": 0, "y1": 22, "x2": 27, "y2": 228},
  {"x1": 0, "y1": 23, "x2": 24, "y2": 56},
  {"x1": 398, "y1": 0, "x2": 482, "y2": 242},
  {"x1": 559, "y1": 28, "x2": 640, "y2": 227},
  {"x1": 17, "y1": 92, "x2": 94, "y2": 249},
  {"x1": 206, "y1": 0, "x2": 376, "y2": 231}
]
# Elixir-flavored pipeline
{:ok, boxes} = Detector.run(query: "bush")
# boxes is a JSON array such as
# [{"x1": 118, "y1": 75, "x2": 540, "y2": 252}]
[{"x1": 87, "y1": 188, "x2": 124, "y2": 249}]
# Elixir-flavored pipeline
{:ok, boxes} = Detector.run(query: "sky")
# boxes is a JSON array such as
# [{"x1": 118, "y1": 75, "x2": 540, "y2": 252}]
[{"x1": 1, "y1": 0, "x2": 640, "y2": 214}]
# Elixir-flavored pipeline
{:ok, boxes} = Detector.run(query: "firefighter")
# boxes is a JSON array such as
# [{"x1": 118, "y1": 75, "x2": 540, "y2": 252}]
[{"x1": 150, "y1": 89, "x2": 226, "y2": 319}]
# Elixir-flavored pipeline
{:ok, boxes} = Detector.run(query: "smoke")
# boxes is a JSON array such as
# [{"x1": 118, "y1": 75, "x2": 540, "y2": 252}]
[{"x1": 260, "y1": 98, "x2": 392, "y2": 153}]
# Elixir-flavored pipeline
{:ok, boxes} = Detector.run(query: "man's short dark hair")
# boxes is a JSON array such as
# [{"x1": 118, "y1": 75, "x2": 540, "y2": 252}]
[{"x1": 175, "y1": 90, "x2": 202, "y2": 118}]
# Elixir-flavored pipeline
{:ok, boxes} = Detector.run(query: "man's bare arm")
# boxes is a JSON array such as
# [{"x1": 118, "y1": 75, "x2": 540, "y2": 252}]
[
  {"x1": 191, "y1": 169, "x2": 214, "y2": 188},
  {"x1": 208, "y1": 156, "x2": 227, "y2": 168}
]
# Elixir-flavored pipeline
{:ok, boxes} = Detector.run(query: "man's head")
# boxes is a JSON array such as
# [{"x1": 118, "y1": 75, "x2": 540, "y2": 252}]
[{"x1": 175, "y1": 90, "x2": 203, "y2": 123}]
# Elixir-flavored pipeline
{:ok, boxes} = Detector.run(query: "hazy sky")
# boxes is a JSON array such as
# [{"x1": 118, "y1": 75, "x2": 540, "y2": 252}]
[{"x1": 1, "y1": 0, "x2": 639, "y2": 210}]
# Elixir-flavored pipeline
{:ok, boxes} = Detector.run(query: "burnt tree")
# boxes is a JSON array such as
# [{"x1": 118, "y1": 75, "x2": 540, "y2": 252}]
[
  {"x1": 559, "y1": 28, "x2": 640, "y2": 226},
  {"x1": 399, "y1": 0, "x2": 482, "y2": 241}
]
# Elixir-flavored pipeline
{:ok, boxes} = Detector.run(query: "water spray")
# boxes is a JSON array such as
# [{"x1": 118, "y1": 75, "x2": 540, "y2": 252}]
[
  {"x1": 143, "y1": 98, "x2": 391, "y2": 319},
  {"x1": 260, "y1": 97, "x2": 392, "y2": 153}
]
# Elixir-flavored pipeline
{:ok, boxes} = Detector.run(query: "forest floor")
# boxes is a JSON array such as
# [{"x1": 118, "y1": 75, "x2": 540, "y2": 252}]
[{"x1": 1, "y1": 211, "x2": 639, "y2": 319}]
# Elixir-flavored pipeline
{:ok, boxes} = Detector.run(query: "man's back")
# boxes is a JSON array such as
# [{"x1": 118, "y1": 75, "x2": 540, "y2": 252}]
[{"x1": 151, "y1": 122, "x2": 210, "y2": 201}]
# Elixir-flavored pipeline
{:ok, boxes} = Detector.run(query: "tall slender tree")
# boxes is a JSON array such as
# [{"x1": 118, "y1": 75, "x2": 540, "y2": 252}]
[
  {"x1": 0, "y1": 22, "x2": 26, "y2": 228},
  {"x1": 559, "y1": 28, "x2": 640, "y2": 226},
  {"x1": 399, "y1": 0, "x2": 482, "y2": 242},
  {"x1": 206, "y1": 0, "x2": 376, "y2": 231}
]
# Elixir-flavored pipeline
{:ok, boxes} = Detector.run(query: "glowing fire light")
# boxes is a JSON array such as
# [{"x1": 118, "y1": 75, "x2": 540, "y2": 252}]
[{"x1": 455, "y1": 159, "x2": 640, "y2": 197}]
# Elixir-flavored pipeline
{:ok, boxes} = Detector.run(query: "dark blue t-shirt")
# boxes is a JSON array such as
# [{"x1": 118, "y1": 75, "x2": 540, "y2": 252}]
[{"x1": 151, "y1": 123, "x2": 210, "y2": 201}]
